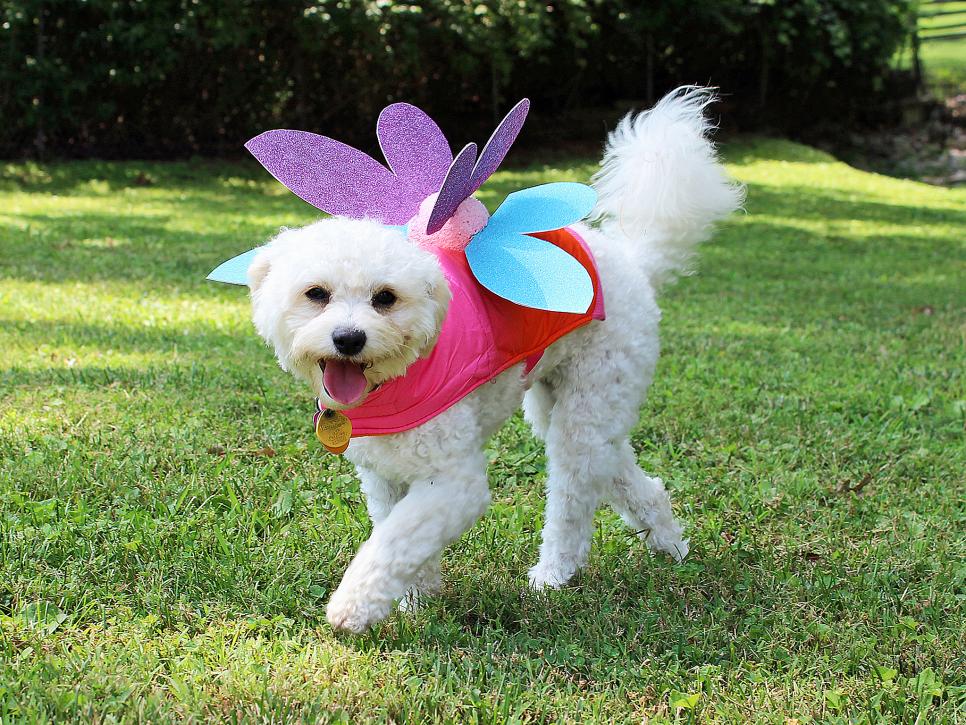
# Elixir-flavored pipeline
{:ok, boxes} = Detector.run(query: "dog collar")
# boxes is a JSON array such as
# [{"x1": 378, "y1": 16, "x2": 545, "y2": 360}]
[{"x1": 313, "y1": 374, "x2": 384, "y2": 454}]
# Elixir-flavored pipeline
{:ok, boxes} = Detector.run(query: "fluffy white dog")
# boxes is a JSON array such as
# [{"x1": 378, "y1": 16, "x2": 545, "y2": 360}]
[{"x1": 247, "y1": 88, "x2": 743, "y2": 633}]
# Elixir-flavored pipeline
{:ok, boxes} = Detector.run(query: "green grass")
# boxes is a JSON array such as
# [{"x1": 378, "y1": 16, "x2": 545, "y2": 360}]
[
  {"x1": 918, "y1": 3, "x2": 966, "y2": 36},
  {"x1": 1, "y1": 140, "x2": 964, "y2": 723},
  {"x1": 915, "y1": 0, "x2": 966, "y2": 93},
  {"x1": 895, "y1": 6, "x2": 966, "y2": 94},
  {"x1": 919, "y1": 37, "x2": 966, "y2": 91}
]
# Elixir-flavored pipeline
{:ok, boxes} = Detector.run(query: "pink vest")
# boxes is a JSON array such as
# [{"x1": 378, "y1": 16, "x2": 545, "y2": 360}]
[{"x1": 342, "y1": 227, "x2": 605, "y2": 436}]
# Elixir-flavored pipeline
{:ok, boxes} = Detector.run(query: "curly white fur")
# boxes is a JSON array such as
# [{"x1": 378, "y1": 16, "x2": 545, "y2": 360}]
[
  {"x1": 247, "y1": 87, "x2": 743, "y2": 633},
  {"x1": 593, "y1": 86, "x2": 745, "y2": 287}
]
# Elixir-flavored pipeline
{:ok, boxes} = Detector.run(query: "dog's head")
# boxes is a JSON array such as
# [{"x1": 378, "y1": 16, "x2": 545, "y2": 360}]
[{"x1": 248, "y1": 218, "x2": 451, "y2": 408}]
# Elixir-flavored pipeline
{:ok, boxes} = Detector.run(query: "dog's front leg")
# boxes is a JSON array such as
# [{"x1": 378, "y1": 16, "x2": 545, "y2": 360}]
[
  {"x1": 357, "y1": 466, "x2": 442, "y2": 611},
  {"x1": 326, "y1": 459, "x2": 490, "y2": 633},
  {"x1": 357, "y1": 467, "x2": 403, "y2": 525}
]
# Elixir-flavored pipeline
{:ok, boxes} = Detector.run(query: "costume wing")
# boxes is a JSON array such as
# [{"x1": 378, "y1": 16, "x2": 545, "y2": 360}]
[
  {"x1": 464, "y1": 182, "x2": 598, "y2": 313},
  {"x1": 468, "y1": 98, "x2": 529, "y2": 193},
  {"x1": 377, "y1": 103, "x2": 453, "y2": 198},
  {"x1": 425, "y1": 98, "x2": 530, "y2": 234},
  {"x1": 206, "y1": 248, "x2": 261, "y2": 286},
  {"x1": 426, "y1": 142, "x2": 478, "y2": 234},
  {"x1": 245, "y1": 131, "x2": 426, "y2": 225}
]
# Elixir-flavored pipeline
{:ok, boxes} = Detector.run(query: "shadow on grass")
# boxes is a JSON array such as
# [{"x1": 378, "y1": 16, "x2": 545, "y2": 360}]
[
  {"x1": 0, "y1": 318, "x2": 256, "y2": 355},
  {"x1": 0, "y1": 317, "x2": 282, "y2": 392},
  {"x1": 351, "y1": 541, "x2": 854, "y2": 675},
  {"x1": 0, "y1": 362, "x2": 282, "y2": 394},
  {"x1": 0, "y1": 213, "x2": 277, "y2": 285},
  {"x1": 0, "y1": 159, "x2": 266, "y2": 195},
  {"x1": 0, "y1": 155, "x2": 595, "y2": 196},
  {"x1": 743, "y1": 182, "x2": 966, "y2": 226}
]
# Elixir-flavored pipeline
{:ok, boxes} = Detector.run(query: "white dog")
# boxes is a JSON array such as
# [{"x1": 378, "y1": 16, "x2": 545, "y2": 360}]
[{"x1": 246, "y1": 88, "x2": 743, "y2": 633}]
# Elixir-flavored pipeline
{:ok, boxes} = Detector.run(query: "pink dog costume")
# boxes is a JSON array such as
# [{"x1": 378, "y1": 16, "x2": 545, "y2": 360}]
[
  {"x1": 336, "y1": 227, "x2": 605, "y2": 437},
  {"x1": 208, "y1": 99, "x2": 605, "y2": 448}
]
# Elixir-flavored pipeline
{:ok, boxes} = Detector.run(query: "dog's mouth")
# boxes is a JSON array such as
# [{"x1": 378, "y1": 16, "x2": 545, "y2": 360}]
[{"x1": 318, "y1": 358, "x2": 370, "y2": 407}]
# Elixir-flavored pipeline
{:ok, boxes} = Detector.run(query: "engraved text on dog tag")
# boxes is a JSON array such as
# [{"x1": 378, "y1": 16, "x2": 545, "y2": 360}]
[{"x1": 315, "y1": 409, "x2": 352, "y2": 454}]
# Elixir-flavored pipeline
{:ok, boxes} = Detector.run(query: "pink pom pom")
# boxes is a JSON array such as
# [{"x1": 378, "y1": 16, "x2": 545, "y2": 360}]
[{"x1": 408, "y1": 194, "x2": 489, "y2": 252}]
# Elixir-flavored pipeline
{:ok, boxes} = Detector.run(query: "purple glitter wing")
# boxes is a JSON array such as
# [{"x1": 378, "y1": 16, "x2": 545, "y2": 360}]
[
  {"x1": 425, "y1": 98, "x2": 530, "y2": 234},
  {"x1": 426, "y1": 142, "x2": 478, "y2": 235},
  {"x1": 245, "y1": 130, "x2": 425, "y2": 225},
  {"x1": 468, "y1": 98, "x2": 530, "y2": 193},
  {"x1": 377, "y1": 103, "x2": 453, "y2": 198}
]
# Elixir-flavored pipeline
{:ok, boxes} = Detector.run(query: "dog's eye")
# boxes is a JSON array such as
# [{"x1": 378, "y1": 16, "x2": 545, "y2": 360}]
[
  {"x1": 372, "y1": 289, "x2": 397, "y2": 308},
  {"x1": 305, "y1": 286, "x2": 330, "y2": 303}
]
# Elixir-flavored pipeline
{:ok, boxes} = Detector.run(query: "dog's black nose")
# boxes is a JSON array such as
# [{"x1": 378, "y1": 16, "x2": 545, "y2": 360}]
[{"x1": 332, "y1": 327, "x2": 367, "y2": 356}]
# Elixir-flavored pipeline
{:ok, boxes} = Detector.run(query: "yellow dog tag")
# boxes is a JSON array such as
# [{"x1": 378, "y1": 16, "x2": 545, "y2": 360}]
[{"x1": 315, "y1": 409, "x2": 352, "y2": 454}]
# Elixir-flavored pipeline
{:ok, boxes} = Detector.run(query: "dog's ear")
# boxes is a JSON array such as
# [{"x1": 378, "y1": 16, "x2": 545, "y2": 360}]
[
  {"x1": 247, "y1": 247, "x2": 274, "y2": 293},
  {"x1": 420, "y1": 268, "x2": 452, "y2": 356},
  {"x1": 248, "y1": 245, "x2": 280, "y2": 352}
]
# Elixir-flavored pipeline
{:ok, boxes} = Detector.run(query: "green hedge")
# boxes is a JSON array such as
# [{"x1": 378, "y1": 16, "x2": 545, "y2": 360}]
[{"x1": 1, "y1": 0, "x2": 916, "y2": 158}]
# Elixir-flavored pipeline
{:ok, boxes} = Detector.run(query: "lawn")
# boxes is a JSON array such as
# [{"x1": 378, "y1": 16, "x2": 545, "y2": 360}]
[
  {"x1": 1, "y1": 140, "x2": 964, "y2": 722},
  {"x1": 920, "y1": 37, "x2": 966, "y2": 92},
  {"x1": 918, "y1": 0, "x2": 966, "y2": 90},
  {"x1": 895, "y1": 5, "x2": 966, "y2": 95}
]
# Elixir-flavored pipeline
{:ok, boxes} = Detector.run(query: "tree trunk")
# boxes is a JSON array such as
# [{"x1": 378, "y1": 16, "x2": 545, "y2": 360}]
[
  {"x1": 911, "y1": 28, "x2": 922, "y2": 91},
  {"x1": 34, "y1": 2, "x2": 46, "y2": 158},
  {"x1": 646, "y1": 32, "x2": 655, "y2": 105},
  {"x1": 758, "y1": 18, "x2": 770, "y2": 110}
]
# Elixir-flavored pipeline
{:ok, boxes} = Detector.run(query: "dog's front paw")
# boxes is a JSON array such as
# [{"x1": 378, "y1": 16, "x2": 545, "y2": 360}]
[
  {"x1": 326, "y1": 588, "x2": 390, "y2": 634},
  {"x1": 527, "y1": 561, "x2": 575, "y2": 590}
]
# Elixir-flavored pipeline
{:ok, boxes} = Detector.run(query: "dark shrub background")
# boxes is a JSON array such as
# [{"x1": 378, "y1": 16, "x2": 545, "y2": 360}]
[{"x1": 1, "y1": 0, "x2": 915, "y2": 158}]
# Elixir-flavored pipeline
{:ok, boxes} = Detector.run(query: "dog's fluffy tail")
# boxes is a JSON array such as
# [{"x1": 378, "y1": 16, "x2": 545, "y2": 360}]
[{"x1": 592, "y1": 86, "x2": 744, "y2": 288}]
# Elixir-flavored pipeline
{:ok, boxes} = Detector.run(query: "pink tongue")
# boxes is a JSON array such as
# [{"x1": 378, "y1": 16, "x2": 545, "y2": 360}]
[{"x1": 322, "y1": 360, "x2": 368, "y2": 406}]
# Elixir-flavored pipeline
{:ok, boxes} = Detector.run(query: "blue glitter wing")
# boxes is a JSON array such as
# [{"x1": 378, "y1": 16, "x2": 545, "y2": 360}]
[
  {"x1": 464, "y1": 183, "x2": 597, "y2": 313},
  {"x1": 207, "y1": 248, "x2": 261, "y2": 286}
]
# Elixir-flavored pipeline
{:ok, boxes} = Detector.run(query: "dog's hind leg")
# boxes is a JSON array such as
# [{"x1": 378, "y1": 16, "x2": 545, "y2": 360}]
[
  {"x1": 527, "y1": 381, "x2": 636, "y2": 589},
  {"x1": 528, "y1": 332, "x2": 666, "y2": 589},
  {"x1": 527, "y1": 442, "x2": 609, "y2": 589},
  {"x1": 605, "y1": 441, "x2": 689, "y2": 561},
  {"x1": 523, "y1": 379, "x2": 554, "y2": 441}
]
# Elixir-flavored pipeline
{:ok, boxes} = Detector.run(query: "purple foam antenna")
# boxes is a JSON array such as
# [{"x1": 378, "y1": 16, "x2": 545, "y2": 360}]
[
  {"x1": 425, "y1": 99, "x2": 530, "y2": 234},
  {"x1": 425, "y1": 142, "x2": 479, "y2": 235}
]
